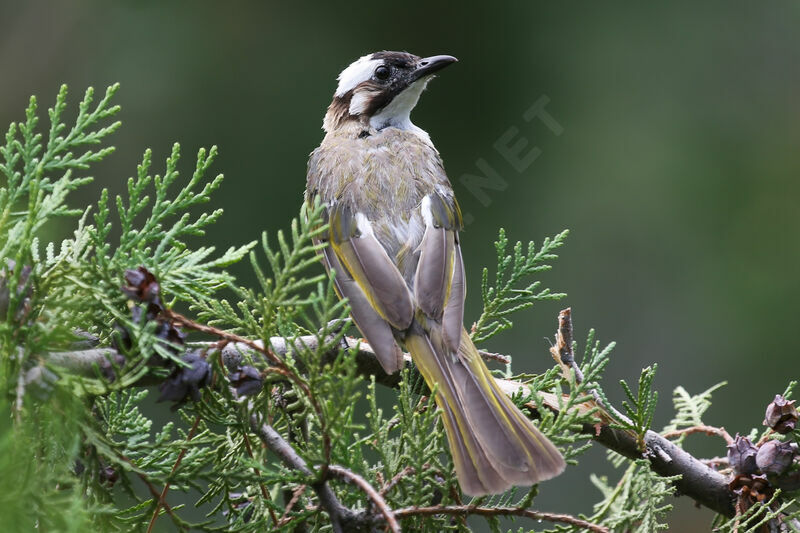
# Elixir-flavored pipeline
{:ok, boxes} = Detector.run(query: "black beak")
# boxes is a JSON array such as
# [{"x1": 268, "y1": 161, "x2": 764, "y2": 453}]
[{"x1": 411, "y1": 54, "x2": 458, "y2": 82}]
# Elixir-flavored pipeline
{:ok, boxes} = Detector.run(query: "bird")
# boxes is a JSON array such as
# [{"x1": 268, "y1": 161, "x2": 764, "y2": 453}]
[{"x1": 305, "y1": 51, "x2": 565, "y2": 495}]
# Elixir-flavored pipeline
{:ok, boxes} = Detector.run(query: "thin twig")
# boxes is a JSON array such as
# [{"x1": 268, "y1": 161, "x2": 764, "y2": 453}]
[
  {"x1": 136, "y1": 472, "x2": 180, "y2": 526},
  {"x1": 166, "y1": 309, "x2": 281, "y2": 367},
  {"x1": 702, "y1": 456, "x2": 730, "y2": 469},
  {"x1": 14, "y1": 357, "x2": 25, "y2": 423},
  {"x1": 393, "y1": 505, "x2": 609, "y2": 533},
  {"x1": 207, "y1": 336, "x2": 279, "y2": 525},
  {"x1": 241, "y1": 431, "x2": 279, "y2": 525},
  {"x1": 477, "y1": 349, "x2": 510, "y2": 365},
  {"x1": 250, "y1": 417, "x2": 354, "y2": 533},
  {"x1": 146, "y1": 414, "x2": 202, "y2": 533},
  {"x1": 327, "y1": 465, "x2": 400, "y2": 533},
  {"x1": 119, "y1": 454, "x2": 181, "y2": 527},
  {"x1": 548, "y1": 308, "x2": 632, "y2": 427},
  {"x1": 662, "y1": 424, "x2": 734, "y2": 444},
  {"x1": 380, "y1": 466, "x2": 416, "y2": 496},
  {"x1": 278, "y1": 485, "x2": 308, "y2": 526},
  {"x1": 549, "y1": 307, "x2": 583, "y2": 382},
  {"x1": 167, "y1": 309, "x2": 333, "y2": 468},
  {"x1": 756, "y1": 429, "x2": 774, "y2": 447}
]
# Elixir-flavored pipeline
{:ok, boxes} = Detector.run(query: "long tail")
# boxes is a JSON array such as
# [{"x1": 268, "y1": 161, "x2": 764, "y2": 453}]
[{"x1": 405, "y1": 324, "x2": 565, "y2": 496}]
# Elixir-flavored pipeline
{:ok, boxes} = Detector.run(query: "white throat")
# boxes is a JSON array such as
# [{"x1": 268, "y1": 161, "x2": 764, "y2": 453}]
[{"x1": 369, "y1": 78, "x2": 430, "y2": 131}]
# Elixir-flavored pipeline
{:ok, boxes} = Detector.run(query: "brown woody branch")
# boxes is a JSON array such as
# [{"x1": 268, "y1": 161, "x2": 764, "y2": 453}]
[
  {"x1": 45, "y1": 318, "x2": 737, "y2": 519},
  {"x1": 146, "y1": 414, "x2": 202, "y2": 533},
  {"x1": 662, "y1": 424, "x2": 734, "y2": 444},
  {"x1": 327, "y1": 465, "x2": 400, "y2": 533},
  {"x1": 379, "y1": 466, "x2": 416, "y2": 496},
  {"x1": 392, "y1": 505, "x2": 609, "y2": 533},
  {"x1": 277, "y1": 484, "x2": 306, "y2": 527}
]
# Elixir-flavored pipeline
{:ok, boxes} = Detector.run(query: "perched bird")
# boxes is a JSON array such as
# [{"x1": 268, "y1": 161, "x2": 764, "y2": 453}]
[{"x1": 306, "y1": 51, "x2": 565, "y2": 495}]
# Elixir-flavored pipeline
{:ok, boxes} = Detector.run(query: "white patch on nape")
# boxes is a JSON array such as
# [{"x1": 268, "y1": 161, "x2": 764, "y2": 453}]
[
  {"x1": 335, "y1": 55, "x2": 382, "y2": 97},
  {"x1": 369, "y1": 77, "x2": 431, "y2": 134}
]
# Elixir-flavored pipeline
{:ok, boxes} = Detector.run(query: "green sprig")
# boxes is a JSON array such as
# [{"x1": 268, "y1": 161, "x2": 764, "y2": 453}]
[{"x1": 472, "y1": 228, "x2": 567, "y2": 344}]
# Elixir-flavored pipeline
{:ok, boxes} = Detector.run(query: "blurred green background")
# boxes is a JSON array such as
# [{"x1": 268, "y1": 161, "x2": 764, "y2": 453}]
[{"x1": 2, "y1": 1, "x2": 799, "y2": 530}]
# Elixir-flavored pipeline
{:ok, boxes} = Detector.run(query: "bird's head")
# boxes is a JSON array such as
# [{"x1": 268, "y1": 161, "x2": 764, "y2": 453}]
[{"x1": 323, "y1": 51, "x2": 457, "y2": 133}]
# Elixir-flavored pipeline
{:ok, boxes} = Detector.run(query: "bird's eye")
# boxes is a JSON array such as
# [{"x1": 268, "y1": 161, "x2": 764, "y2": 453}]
[{"x1": 374, "y1": 65, "x2": 391, "y2": 81}]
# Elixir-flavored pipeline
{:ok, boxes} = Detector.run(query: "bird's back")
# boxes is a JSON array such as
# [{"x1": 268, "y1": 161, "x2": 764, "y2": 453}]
[{"x1": 307, "y1": 124, "x2": 455, "y2": 284}]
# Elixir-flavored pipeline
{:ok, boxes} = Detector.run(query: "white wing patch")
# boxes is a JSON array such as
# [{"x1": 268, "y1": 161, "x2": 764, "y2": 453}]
[
  {"x1": 355, "y1": 212, "x2": 376, "y2": 238},
  {"x1": 420, "y1": 195, "x2": 434, "y2": 227},
  {"x1": 336, "y1": 55, "x2": 382, "y2": 97}
]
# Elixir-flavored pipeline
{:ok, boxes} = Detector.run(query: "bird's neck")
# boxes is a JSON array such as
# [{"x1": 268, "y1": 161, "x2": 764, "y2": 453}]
[
  {"x1": 368, "y1": 80, "x2": 428, "y2": 131},
  {"x1": 323, "y1": 82, "x2": 431, "y2": 140},
  {"x1": 323, "y1": 117, "x2": 433, "y2": 146},
  {"x1": 322, "y1": 97, "x2": 366, "y2": 133}
]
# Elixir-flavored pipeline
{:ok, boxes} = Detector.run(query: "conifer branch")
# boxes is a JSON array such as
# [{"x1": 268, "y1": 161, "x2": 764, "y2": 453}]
[
  {"x1": 9, "y1": 84, "x2": 794, "y2": 531},
  {"x1": 44, "y1": 322, "x2": 738, "y2": 518}
]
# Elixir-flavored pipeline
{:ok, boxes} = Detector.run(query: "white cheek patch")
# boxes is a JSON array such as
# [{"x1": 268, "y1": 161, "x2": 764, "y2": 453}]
[
  {"x1": 336, "y1": 56, "x2": 382, "y2": 97},
  {"x1": 349, "y1": 89, "x2": 372, "y2": 115}
]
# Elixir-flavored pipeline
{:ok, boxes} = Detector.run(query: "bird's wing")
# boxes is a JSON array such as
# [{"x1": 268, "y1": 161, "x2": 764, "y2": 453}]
[
  {"x1": 316, "y1": 203, "x2": 412, "y2": 375},
  {"x1": 318, "y1": 192, "x2": 464, "y2": 368},
  {"x1": 319, "y1": 243, "x2": 404, "y2": 373},
  {"x1": 413, "y1": 194, "x2": 465, "y2": 353},
  {"x1": 327, "y1": 203, "x2": 415, "y2": 330}
]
